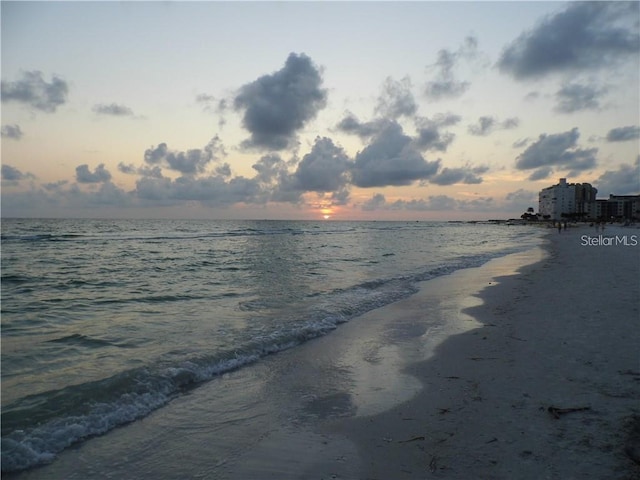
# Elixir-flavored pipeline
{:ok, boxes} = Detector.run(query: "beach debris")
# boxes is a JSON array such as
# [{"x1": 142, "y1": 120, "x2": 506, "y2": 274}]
[
  {"x1": 429, "y1": 455, "x2": 438, "y2": 473},
  {"x1": 507, "y1": 335, "x2": 527, "y2": 342},
  {"x1": 398, "y1": 435, "x2": 425, "y2": 444},
  {"x1": 547, "y1": 405, "x2": 591, "y2": 419}
]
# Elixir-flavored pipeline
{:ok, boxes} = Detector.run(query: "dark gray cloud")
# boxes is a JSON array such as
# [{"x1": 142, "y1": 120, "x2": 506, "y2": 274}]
[
  {"x1": 468, "y1": 116, "x2": 520, "y2": 136},
  {"x1": 117, "y1": 163, "x2": 137, "y2": 175},
  {"x1": 134, "y1": 174, "x2": 262, "y2": 206},
  {"x1": 554, "y1": 83, "x2": 607, "y2": 113},
  {"x1": 335, "y1": 113, "x2": 387, "y2": 138},
  {"x1": 468, "y1": 117, "x2": 495, "y2": 136},
  {"x1": 252, "y1": 154, "x2": 288, "y2": 185},
  {"x1": 498, "y1": 2, "x2": 640, "y2": 79},
  {"x1": 414, "y1": 113, "x2": 461, "y2": 152},
  {"x1": 292, "y1": 137, "x2": 351, "y2": 193},
  {"x1": 215, "y1": 163, "x2": 232, "y2": 177},
  {"x1": 414, "y1": 127, "x2": 454, "y2": 152},
  {"x1": 375, "y1": 76, "x2": 417, "y2": 119},
  {"x1": 414, "y1": 114, "x2": 460, "y2": 152},
  {"x1": 251, "y1": 154, "x2": 302, "y2": 204},
  {"x1": 2, "y1": 164, "x2": 31, "y2": 181},
  {"x1": 75, "y1": 164, "x2": 112, "y2": 183},
  {"x1": 92, "y1": 103, "x2": 134, "y2": 116},
  {"x1": 425, "y1": 36, "x2": 478, "y2": 100},
  {"x1": 515, "y1": 128, "x2": 598, "y2": 180},
  {"x1": 1, "y1": 71, "x2": 68, "y2": 112},
  {"x1": 234, "y1": 53, "x2": 327, "y2": 151},
  {"x1": 595, "y1": 157, "x2": 640, "y2": 195},
  {"x1": 430, "y1": 165, "x2": 487, "y2": 185},
  {"x1": 1, "y1": 124, "x2": 23, "y2": 140},
  {"x1": 606, "y1": 125, "x2": 640, "y2": 142},
  {"x1": 351, "y1": 121, "x2": 440, "y2": 188},
  {"x1": 118, "y1": 162, "x2": 164, "y2": 178},
  {"x1": 528, "y1": 166, "x2": 554, "y2": 181},
  {"x1": 143, "y1": 136, "x2": 225, "y2": 175}
]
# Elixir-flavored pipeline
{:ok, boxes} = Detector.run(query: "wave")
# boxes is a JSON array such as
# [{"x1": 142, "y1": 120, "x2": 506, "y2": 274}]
[
  {"x1": 0, "y1": 245, "x2": 532, "y2": 473},
  {"x1": 0, "y1": 233, "x2": 85, "y2": 243},
  {"x1": 45, "y1": 333, "x2": 116, "y2": 349}
]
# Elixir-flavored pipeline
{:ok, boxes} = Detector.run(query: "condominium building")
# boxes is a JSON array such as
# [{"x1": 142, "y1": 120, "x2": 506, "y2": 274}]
[
  {"x1": 594, "y1": 195, "x2": 640, "y2": 220},
  {"x1": 538, "y1": 178, "x2": 597, "y2": 220}
]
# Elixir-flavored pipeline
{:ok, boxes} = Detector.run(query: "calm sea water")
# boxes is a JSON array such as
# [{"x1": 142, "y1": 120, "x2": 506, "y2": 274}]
[{"x1": 1, "y1": 218, "x2": 543, "y2": 472}]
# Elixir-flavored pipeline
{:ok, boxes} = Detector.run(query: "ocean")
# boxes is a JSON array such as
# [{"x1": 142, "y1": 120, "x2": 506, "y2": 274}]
[{"x1": 1, "y1": 218, "x2": 544, "y2": 473}]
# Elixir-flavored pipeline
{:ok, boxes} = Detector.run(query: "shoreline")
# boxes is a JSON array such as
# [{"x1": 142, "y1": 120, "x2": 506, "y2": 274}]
[{"x1": 7, "y1": 227, "x2": 639, "y2": 479}]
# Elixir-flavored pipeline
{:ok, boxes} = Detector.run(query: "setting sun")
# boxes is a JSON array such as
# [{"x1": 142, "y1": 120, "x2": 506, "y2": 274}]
[{"x1": 323, "y1": 215, "x2": 330, "y2": 220}]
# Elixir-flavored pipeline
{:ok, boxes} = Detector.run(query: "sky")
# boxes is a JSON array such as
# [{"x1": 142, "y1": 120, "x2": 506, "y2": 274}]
[{"x1": 1, "y1": 1, "x2": 639, "y2": 220}]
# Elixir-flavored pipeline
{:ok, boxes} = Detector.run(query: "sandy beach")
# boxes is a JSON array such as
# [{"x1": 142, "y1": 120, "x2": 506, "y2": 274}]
[{"x1": 8, "y1": 225, "x2": 639, "y2": 480}]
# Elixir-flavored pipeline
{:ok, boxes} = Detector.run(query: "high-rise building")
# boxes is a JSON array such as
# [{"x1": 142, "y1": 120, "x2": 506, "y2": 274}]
[{"x1": 538, "y1": 178, "x2": 598, "y2": 220}]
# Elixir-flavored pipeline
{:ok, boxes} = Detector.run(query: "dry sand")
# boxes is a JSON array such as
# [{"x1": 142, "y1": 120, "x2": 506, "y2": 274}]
[{"x1": 8, "y1": 225, "x2": 639, "y2": 479}]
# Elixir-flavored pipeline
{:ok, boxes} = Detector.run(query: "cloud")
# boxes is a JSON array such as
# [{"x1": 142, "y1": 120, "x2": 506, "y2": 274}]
[
  {"x1": 362, "y1": 193, "x2": 457, "y2": 212},
  {"x1": 291, "y1": 137, "x2": 351, "y2": 193},
  {"x1": 335, "y1": 113, "x2": 387, "y2": 138},
  {"x1": 2, "y1": 164, "x2": 33, "y2": 182},
  {"x1": 515, "y1": 128, "x2": 598, "y2": 180},
  {"x1": 1, "y1": 124, "x2": 23, "y2": 140},
  {"x1": 1, "y1": 71, "x2": 68, "y2": 112},
  {"x1": 505, "y1": 188, "x2": 538, "y2": 211},
  {"x1": 134, "y1": 174, "x2": 262, "y2": 206},
  {"x1": 414, "y1": 113, "x2": 460, "y2": 152},
  {"x1": 234, "y1": 53, "x2": 327, "y2": 150},
  {"x1": 594, "y1": 157, "x2": 640, "y2": 195},
  {"x1": 374, "y1": 76, "x2": 417, "y2": 119},
  {"x1": 75, "y1": 164, "x2": 112, "y2": 183},
  {"x1": 251, "y1": 154, "x2": 302, "y2": 204},
  {"x1": 425, "y1": 36, "x2": 478, "y2": 100},
  {"x1": 498, "y1": 2, "x2": 640, "y2": 79},
  {"x1": 512, "y1": 137, "x2": 530, "y2": 149},
  {"x1": 527, "y1": 166, "x2": 554, "y2": 181},
  {"x1": 430, "y1": 165, "x2": 487, "y2": 185},
  {"x1": 118, "y1": 162, "x2": 164, "y2": 178},
  {"x1": 468, "y1": 116, "x2": 519, "y2": 136},
  {"x1": 554, "y1": 83, "x2": 607, "y2": 113},
  {"x1": 143, "y1": 136, "x2": 225, "y2": 175},
  {"x1": 606, "y1": 126, "x2": 640, "y2": 142},
  {"x1": 92, "y1": 103, "x2": 135, "y2": 116},
  {"x1": 196, "y1": 93, "x2": 227, "y2": 127},
  {"x1": 351, "y1": 121, "x2": 440, "y2": 188},
  {"x1": 361, "y1": 193, "x2": 494, "y2": 212}
]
